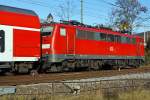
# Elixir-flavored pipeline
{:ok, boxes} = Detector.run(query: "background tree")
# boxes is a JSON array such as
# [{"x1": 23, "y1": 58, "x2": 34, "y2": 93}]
[
  {"x1": 56, "y1": 0, "x2": 75, "y2": 21},
  {"x1": 110, "y1": 0, "x2": 148, "y2": 34}
]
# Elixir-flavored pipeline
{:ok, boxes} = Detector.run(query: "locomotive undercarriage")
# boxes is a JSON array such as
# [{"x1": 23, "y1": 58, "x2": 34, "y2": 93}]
[
  {"x1": 41, "y1": 59, "x2": 144, "y2": 73},
  {"x1": 0, "y1": 59, "x2": 144, "y2": 74}
]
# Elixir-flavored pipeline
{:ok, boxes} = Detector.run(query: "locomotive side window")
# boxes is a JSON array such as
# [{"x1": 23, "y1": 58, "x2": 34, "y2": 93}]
[
  {"x1": 121, "y1": 36, "x2": 128, "y2": 43},
  {"x1": 77, "y1": 30, "x2": 86, "y2": 39},
  {"x1": 60, "y1": 28, "x2": 66, "y2": 36},
  {"x1": 0, "y1": 30, "x2": 5, "y2": 52},
  {"x1": 94, "y1": 32, "x2": 100, "y2": 40},
  {"x1": 132, "y1": 38, "x2": 136, "y2": 44},
  {"x1": 100, "y1": 33, "x2": 106, "y2": 41},
  {"x1": 41, "y1": 26, "x2": 53, "y2": 36},
  {"x1": 116, "y1": 35, "x2": 121, "y2": 42},
  {"x1": 107, "y1": 34, "x2": 115, "y2": 42},
  {"x1": 77, "y1": 29, "x2": 108, "y2": 41},
  {"x1": 126, "y1": 37, "x2": 131, "y2": 43},
  {"x1": 87, "y1": 31, "x2": 95, "y2": 40}
]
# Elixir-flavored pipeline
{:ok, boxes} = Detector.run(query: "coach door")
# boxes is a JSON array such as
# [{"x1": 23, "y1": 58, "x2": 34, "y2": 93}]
[
  {"x1": 0, "y1": 25, "x2": 13, "y2": 62},
  {"x1": 66, "y1": 27, "x2": 76, "y2": 55}
]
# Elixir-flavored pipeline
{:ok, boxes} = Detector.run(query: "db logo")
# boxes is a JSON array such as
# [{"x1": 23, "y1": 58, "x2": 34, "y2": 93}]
[{"x1": 109, "y1": 46, "x2": 114, "y2": 51}]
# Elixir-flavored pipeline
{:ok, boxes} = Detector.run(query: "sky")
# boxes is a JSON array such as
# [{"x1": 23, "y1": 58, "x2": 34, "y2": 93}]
[{"x1": 0, "y1": 0, "x2": 150, "y2": 33}]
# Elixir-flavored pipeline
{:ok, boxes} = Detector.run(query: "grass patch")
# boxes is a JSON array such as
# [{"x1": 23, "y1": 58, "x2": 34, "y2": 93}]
[
  {"x1": 0, "y1": 91, "x2": 104, "y2": 100},
  {"x1": 1, "y1": 89, "x2": 150, "y2": 100},
  {"x1": 119, "y1": 89, "x2": 150, "y2": 100}
]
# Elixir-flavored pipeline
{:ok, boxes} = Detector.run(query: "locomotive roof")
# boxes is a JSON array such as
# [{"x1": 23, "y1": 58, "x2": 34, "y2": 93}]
[
  {"x1": 0, "y1": 5, "x2": 37, "y2": 16},
  {"x1": 41, "y1": 22, "x2": 142, "y2": 39}
]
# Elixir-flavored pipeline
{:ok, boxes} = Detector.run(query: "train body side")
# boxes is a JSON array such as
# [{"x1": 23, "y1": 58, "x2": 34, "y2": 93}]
[{"x1": 0, "y1": 5, "x2": 41, "y2": 62}]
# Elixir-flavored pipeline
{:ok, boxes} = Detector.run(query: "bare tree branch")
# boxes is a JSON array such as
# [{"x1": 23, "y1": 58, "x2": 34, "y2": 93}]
[
  {"x1": 109, "y1": 0, "x2": 148, "y2": 34},
  {"x1": 56, "y1": 0, "x2": 75, "y2": 21}
]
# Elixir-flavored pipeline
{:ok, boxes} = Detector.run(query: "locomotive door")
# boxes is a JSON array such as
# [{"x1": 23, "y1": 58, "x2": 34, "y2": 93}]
[
  {"x1": 137, "y1": 38, "x2": 141, "y2": 56},
  {"x1": 66, "y1": 27, "x2": 76, "y2": 55}
]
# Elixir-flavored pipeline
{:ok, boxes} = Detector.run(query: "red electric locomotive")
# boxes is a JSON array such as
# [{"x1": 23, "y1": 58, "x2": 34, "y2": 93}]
[
  {"x1": 41, "y1": 21, "x2": 144, "y2": 72},
  {"x1": 0, "y1": 5, "x2": 144, "y2": 73}
]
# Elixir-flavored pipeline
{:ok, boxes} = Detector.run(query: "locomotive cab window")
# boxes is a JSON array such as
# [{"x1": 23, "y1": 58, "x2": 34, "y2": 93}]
[
  {"x1": 0, "y1": 30, "x2": 5, "y2": 52},
  {"x1": 60, "y1": 28, "x2": 66, "y2": 36},
  {"x1": 41, "y1": 26, "x2": 54, "y2": 36}
]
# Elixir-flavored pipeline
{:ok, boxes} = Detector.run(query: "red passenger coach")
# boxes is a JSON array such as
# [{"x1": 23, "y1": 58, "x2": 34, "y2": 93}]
[
  {"x1": 41, "y1": 21, "x2": 144, "y2": 72},
  {"x1": 0, "y1": 5, "x2": 40, "y2": 73}
]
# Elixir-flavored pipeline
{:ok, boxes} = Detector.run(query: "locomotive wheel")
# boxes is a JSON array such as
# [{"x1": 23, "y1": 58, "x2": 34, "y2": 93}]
[
  {"x1": 88, "y1": 60, "x2": 99, "y2": 71},
  {"x1": 56, "y1": 65, "x2": 63, "y2": 72},
  {"x1": 50, "y1": 65, "x2": 58, "y2": 72},
  {"x1": 46, "y1": 64, "x2": 63, "y2": 73}
]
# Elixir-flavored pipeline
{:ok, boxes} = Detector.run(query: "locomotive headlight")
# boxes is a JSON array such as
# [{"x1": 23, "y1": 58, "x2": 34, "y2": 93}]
[
  {"x1": 109, "y1": 46, "x2": 114, "y2": 52},
  {"x1": 42, "y1": 44, "x2": 51, "y2": 49}
]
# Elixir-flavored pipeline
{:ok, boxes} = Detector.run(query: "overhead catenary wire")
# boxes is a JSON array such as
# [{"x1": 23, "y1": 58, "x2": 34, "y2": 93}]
[
  {"x1": 15, "y1": 0, "x2": 51, "y2": 8},
  {"x1": 12, "y1": 0, "x2": 111, "y2": 17},
  {"x1": 28, "y1": 0, "x2": 110, "y2": 17}
]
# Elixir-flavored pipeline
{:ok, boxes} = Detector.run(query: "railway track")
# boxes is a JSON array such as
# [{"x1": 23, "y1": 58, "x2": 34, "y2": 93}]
[{"x1": 0, "y1": 66, "x2": 150, "y2": 86}]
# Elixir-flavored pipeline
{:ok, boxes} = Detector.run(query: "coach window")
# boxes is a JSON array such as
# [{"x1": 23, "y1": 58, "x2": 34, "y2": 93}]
[
  {"x1": 41, "y1": 26, "x2": 53, "y2": 36},
  {"x1": 0, "y1": 30, "x2": 5, "y2": 52},
  {"x1": 60, "y1": 28, "x2": 66, "y2": 36}
]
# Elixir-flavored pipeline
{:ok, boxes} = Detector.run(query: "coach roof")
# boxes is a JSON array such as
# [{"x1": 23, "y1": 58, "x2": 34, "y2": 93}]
[{"x1": 0, "y1": 5, "x2": 37, "y2": 16}]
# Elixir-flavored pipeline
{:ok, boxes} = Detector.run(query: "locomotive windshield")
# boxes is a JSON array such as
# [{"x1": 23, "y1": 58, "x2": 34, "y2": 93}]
[
  {"x1": 41, "y1": 26, "x2": 54, "y2": 36},
  {"x1": 0, "y1": 30, "x2": 5, "y2": 52}
]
